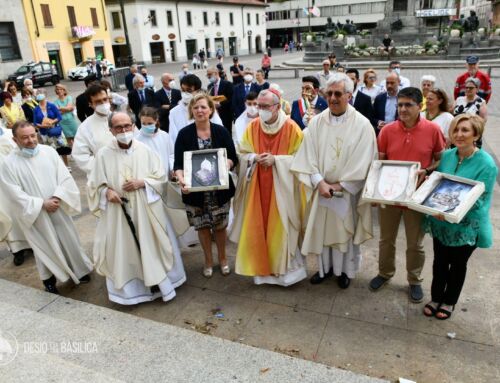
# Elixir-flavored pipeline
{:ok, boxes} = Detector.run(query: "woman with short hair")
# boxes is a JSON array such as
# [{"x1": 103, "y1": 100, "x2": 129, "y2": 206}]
[
  {"x1": 174, "y1": 93, "x2": 238, "y2": 278},
  {"x1": 423, "y1": 115, "x2": 497, "y2": 320},
  {"x1": 359, "y1": 69, "x2": 384, "y2": 103}
]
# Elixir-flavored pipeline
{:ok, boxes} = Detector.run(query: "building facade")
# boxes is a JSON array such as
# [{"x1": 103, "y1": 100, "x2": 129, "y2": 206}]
[
  {"x1": 0, "y1": 0, "x2": 34, "y2": 80},
  {"x1": 21, "y1": 0, "x2": 115, "y2": 79},
  {"x1": 460, "y1": 0, "x2": 493, "y2": 27},
  {"x1": 265, "y1": 0, "x2": 388, "y2": 47},
  {"x1": 105, "y1": 0, "x2": 267, "y2": 65}
]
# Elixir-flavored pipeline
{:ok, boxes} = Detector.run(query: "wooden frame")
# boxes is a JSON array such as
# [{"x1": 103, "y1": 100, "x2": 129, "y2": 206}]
[{"x1": 183, "y1": 148, "x2": 229, "y2": 192}]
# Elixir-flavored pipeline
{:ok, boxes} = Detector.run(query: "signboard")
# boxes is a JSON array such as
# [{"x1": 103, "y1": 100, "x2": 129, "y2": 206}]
[
  {"x1": 415, "y1": 9, "x2": 455, "y2": 17},
  {"x1": 168, "y1": 33, "x2": 176, "y2": 40},
  {"x1": 114, "y1": 36, "x2": 126, "y2": 44},
  {"x1": 152, "y1": 34, "x2": 160, "y2": 40}
]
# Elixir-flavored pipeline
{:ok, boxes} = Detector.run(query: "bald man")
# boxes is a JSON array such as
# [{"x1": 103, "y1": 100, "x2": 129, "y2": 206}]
[{"x1": 154, "y1": 73, "x2": 181, "y2": 132}]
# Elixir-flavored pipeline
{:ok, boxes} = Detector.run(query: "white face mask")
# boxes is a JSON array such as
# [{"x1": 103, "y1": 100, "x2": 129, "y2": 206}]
[
  {"x1": 258, "y1": 109, "x2": 273, "y2": 123},
  {"x1": 393, "y1": 67, "x2": 401, "y2": 75},
  {"x1": 244, "y1": 74, "x2": 253, "y2": 83},
  {"x1": 116, "y1": 132, "x2": 134, "y2": 145},
  {"x1": 95, "y1": 102, "x2": 111, "y2": 116},
  {"x1": 169, "y1": 80, "x2": 176, "y2": 89},
  {"x1": 20, "y1": 145, "x2": 39, "y2": 158},
  {"x1": 246, "y1": 105, "x2": 258, "y2": 117},
  {"x1": 181, "y1": 92, "x2": 193, "y2": 105}
]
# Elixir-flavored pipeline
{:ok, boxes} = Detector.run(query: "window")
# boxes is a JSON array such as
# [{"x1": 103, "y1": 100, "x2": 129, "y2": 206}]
[
  {"x1": 149, "y1": 10, "x2": 157, "y2": 27},
  {"x1": 256, "y1": 13, "x2": 259, "y2": 25},
  {"x1": 215, "y1": 12, "x2": 220, "y2": 26},
  {"x1": 186, "y1": 11, "x2": 192, "y2": 26},
  {"x1": 229, "y1": 12, "x2": 234, "y2": 26},
  {"x1": 91, "y1": 8, "x2": 99, "y2": 27},
  {"x1": 247, "y1": 13, "x2": 250, "y2": 25},
  {"x1": 167, "y1": 10, "x2": 173, "y2": 26},
  {"x1": 393, "y1": 0, "x2": 408, "y2": 11},
  {"x1": 67, "y1": 6, "x2": 77, "y2": 27},
  {"x1": 40, "y1": 4, "x2": 53, "y2": 27},
  {"x1": 111, "y1": 11, "x2": 121, "y2": 29},
  {"x1": 203, "y1": 11, "x2": 208, "y2": 26},
  {"x1": 0, "y1": 22, "x2": 21, "y2": 61},
  {"x1": 421, "y1": 0, "x2": 433, "y2": 8}
]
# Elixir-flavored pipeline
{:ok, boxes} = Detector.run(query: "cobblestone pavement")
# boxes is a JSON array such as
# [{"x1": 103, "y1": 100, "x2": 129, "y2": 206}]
[{"x1": 1, "y1": 53, "x2": 499, "y2": 382}]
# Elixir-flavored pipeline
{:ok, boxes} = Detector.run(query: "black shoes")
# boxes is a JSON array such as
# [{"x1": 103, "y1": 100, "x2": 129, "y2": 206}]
[
  {"x1": 310, "y1": 268, "x2": 334, "y2": 284},
  {"x1": 369, "y1": 275, "x2": 389, "y2": 291},
  {"x1": 13, "y1": 251, "x2": 25, "y2": 266},
  {"x1": 337, "y1": 273, "x2": 350, "y2": 289},
  {"x1": 43, "y1": 275, "x2": 59, "y2": 295},
  {"x1": 79, "y1": 275, "x2": 91, "y2": 284}
]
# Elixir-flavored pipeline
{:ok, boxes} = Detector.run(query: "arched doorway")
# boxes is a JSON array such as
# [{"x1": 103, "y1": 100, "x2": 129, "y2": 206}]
[{"x1": 255, "y1": 35, "x2": 262, "y2": 53}]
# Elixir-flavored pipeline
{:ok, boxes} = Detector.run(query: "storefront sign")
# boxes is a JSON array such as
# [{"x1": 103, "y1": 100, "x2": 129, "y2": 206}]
[
  {"x1": 114, "y1": 36, "x2": 126, "y2": 44},
  {"x1": 415, "y1": 9, "x2": 455, "y2": 17},
  {"x1": 152, "y1": 34, "x2": 160, "y2": 41},
  {"x1": 168, "y1": 33, "x2": 176, "y2": 40}
]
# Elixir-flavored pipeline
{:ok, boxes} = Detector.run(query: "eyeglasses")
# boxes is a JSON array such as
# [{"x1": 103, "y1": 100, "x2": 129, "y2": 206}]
[
  {"x1": 326, "y1": 90, "x2": 347, "y2": 98},
  {"x1": 465, "y1": 86, "x2": 477, "y2": 90},
  {"x1": 111, "y1": 124, "x2": 134, "y2": 132},
  {"x1": 257, "y1": 103, "x2": 278, "y2": 110},
  {"x1": 397, "y1": 102, "x2": 418, "y2": 108},
  {"x1": 367, "y1": 76, "x2": 376, "y2": 80}
]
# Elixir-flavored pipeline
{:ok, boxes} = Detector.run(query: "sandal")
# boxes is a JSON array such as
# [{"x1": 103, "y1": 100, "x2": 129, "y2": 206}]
[
  {"x1": 202, "y1": 266, "x2": 213, "y2": 278},
  {"x1": 435, "y1": 304, "x2": 455, "y2": 320},
  {"x1": 220, "y1": 263, "x2": 231, "y2": 276},
  {"x1": 423, "y1": 301, "x2": 439, "y2": 317}
]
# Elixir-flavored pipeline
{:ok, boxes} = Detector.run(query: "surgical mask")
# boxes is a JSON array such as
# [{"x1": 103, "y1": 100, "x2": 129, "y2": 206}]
[
  {"x1": 116, "y1": 132, "x2": 134, "y2": 145},
  {"x1": 244, "y1": 74, "x2": 253, "y2": 82},
  {"x1": 258, "y1": 109, "x2": 273, "y2": 123},
  {"x1": 181, "y1": 92, "x2": 193, "y2": 105},
  {"x1": 392, "y1": 67, "x2": 401, "y2": 75},
  {"x1": 20, "y1": 145, "x2": 39, "y2": 158},
  {"x1": 246, "y1": 106, "x2": 258, "y2": 117},
  {"x1": 36, "y1": 94, "x2": 45, "y2": 101},
  {"x1": 141, "y1": 124, "x2": 156, "y2": 135},
  {"x1": 137, "y1": 86, "x2": 145, "y2": 92},
  {"x1": 208, "y1": 76, "x2": 216, "y2": 84},
  {"x1": 95, "y1": 102, "x2": 111, "y2": 116},
  {"x1": 169, "y1": 80, "x2": 176, "y2": 89}
]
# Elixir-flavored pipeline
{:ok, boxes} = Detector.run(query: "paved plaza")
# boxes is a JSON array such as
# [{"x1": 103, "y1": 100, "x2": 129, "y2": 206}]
[{"x1": 1, "y1": 52, "x2": 499, "y2": 382}]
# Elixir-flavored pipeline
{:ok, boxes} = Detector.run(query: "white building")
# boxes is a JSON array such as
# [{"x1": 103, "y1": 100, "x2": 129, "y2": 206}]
[
  {"x1": 265, "y1": 0, "x2": 387, "y2": 47},
  {"x1": 0, "y1": 0, "x2": 34, "y2": 80},
  {"x1": 105, "y1": 0, "x2": 267, "y2": 65}
]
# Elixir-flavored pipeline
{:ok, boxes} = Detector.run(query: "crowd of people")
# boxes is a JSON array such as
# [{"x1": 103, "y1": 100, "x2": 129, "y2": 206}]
[{"x1": 0, "y1": 53, "x2": 496, "y2": 321}]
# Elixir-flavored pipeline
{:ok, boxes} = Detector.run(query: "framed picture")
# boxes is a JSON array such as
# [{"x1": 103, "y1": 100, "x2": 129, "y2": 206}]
[
  {"x1": 361, "y1": 160, "x2": 420, "y2": 205},
  {"x1": 408, "y1": 172, "x2": 485, "y2": 223},
  {"x1": 183, "y1": 148, "x2": 229, "y2": 192}
]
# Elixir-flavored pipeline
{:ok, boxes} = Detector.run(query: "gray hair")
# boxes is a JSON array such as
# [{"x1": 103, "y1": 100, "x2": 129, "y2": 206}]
[
  {"x1": 108, "y1": 111, "x2": 133, "y2": 129},
  {"x1": 130, "y1": 64, "x2": 138, "y2": 70},
  {"x1": 465, "y1": 77, "x2": 481, "y2": 88},
  {"x1": 132, "y1": 74, "x2": 144, "y2": 87},
  {"x1": 325, "y1": 73, "x2": 354, "y2": 93},
  {"x1": 386, "y1": 71, "x2": 400, "y2": 82},
  {"x1": 421, "y1": 75, "x2": 436, "y2": 83},
  {"x1": 258, "y1": 89, "x2": 280, "y2": 104},
  {"x1": 160, "y1": 72, "x2": 172, "y2": 81}
]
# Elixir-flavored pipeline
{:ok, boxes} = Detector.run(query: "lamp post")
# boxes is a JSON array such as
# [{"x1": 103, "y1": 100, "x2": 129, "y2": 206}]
[{"x1": 118, "y1": 0, "x2": 134, "y2": 66}]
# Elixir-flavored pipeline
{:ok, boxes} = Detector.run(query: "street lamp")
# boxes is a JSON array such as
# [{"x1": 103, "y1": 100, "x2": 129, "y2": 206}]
[{"x1": 118, "y1": 0, "x2": 134, "y2": 66}]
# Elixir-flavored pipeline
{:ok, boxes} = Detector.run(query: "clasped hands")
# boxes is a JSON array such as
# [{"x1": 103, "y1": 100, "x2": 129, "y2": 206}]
[
  {"x1": 106, "y1": 179, "x2": 145, "y2": 204},
  {"x1": 318, "y1": 180, "x2": 342, "y2": 198},
  {"x1": 256, "y1": 152, "x2": 275, "y2": 169},
  {"x1": 43, "y1": 196, "x2": 61, "y2": 213}
]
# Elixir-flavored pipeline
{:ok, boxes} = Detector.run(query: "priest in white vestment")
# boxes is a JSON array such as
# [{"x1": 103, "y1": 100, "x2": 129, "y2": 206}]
[
  {"x1": 168, "y1": 74, "x2": 222, "y2": 147},
  {"x1": 72, "y1": 84, "x2": 115, "y2": 174},
  {"x1": 87, "y1": 112, "x2": 179, "y2": 305},
  {"x1": 0, "y1": 127, "x2": 32, "y2": 266},
  {"x1": 291, "y1": 73, "x2": 377, "y2": 289},
  {"x1": 0, "y1": 122, "x2": 93, "y2": 294}
]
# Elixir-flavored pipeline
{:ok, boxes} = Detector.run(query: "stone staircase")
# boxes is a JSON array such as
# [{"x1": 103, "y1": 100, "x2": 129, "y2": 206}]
[{"x1": 0, "y1": 279, "x2": 387, "y2": 383}]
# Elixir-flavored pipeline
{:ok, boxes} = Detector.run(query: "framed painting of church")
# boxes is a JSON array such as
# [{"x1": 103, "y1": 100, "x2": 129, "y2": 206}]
[
  {"x1": 362, "y1": 160, "x2": 420, "y2": 206},
  {"x1": 183, "y1": 148, "x2": 229, "y2": 192},
  {"x1": 407, "y1": 172, "x2": 485, "y2": 224}
]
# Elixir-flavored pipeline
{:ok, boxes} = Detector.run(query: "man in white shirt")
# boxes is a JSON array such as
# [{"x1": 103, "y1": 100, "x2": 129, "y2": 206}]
[
  {"x1": 72, "y1": 84, "x2": 114, "y2": 175},
  {"x1": 233, "y1": 91, "x2": 258, "y2": 148},
  {"x1": 141, "y1": 66, "x2": 155, "y2": 91},
  {"x1": 380, "y1": 61, "x2": 410, "y2": 90},
  {"x1": 316, "y1": 60, "x2": 333, "y2": 90}
]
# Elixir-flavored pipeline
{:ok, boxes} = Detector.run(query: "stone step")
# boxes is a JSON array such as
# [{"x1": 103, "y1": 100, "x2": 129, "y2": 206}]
[{"x1": 0, "y1": 279, "x2": 389, "y2": 383}]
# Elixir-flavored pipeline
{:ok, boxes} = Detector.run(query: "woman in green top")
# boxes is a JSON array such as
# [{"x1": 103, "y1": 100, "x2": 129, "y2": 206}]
[
  {"x1": 54, "y1": 84, "x2": 78, "y2": 146},
  {"x1": 423, "y1": 114, "x2": 497, "y2": 320}
]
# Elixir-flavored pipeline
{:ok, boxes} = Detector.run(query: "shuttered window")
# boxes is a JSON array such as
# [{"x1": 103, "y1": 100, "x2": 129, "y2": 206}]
[
  {"x1": 91, "y1": 8, "x2": 99, "y2": 27},
  {"x1": 41, "y1": 4, "x2": 53, "y2": 27},
  {"x1": 67, "y1": 6, "x2": 77, "y2": 27}
]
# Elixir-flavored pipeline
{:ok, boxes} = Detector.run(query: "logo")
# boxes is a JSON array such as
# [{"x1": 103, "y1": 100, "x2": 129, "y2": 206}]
[{"x1": 0, "y1": 330, "x2": 18, "y2": 365}]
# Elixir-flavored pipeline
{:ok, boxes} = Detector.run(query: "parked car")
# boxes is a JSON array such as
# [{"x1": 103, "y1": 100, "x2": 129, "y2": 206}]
[
  {"x1": 67, "y1": 59, "x2": 115, "y2": 80},
  {"x1": 7, "y1": 61, "x2": 60, "y2": 88}
]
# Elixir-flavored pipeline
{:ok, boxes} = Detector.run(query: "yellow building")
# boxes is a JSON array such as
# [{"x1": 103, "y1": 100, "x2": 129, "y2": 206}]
[{"x1": 22, "y1": 0, "x2": 115, "y2": 79}]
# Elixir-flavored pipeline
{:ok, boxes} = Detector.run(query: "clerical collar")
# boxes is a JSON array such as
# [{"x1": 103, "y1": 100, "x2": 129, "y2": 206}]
[{"x1": 329, "y1": 110, "x2": 348, "y2": 124}]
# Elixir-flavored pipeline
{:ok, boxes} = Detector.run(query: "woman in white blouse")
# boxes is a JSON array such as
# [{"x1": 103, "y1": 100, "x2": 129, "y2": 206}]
[
  {"x1": 421, "y1": 88, "x2": 454, "y2": 146},
  {"x1": 358, "y1": 69, "x2": 384, "y2": 103}
]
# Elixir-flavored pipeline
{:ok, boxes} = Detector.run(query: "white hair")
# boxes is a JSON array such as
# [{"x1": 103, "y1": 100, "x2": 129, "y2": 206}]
[
  {"x1": 258, "y1": 89, "x2": 280, "y2": 104},
  {"x1": 465, "y1": 77, "x2": 481, "y2": 88},
  {"x1": 421, "y1": 75, "x2": 436, "y2": 83},
  {"x1": 132, "y1": 74, "x2": 144, "y2": 86},
  {"x1": 325, "y1": 73, "x2": 354, "y2": 93}
]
